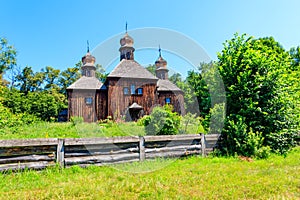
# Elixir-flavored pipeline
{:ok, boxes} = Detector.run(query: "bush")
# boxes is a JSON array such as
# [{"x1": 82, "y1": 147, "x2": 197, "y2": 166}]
[
  {"x1": 70, "y1": 116, "x2": 84, "y2": 126},
  {"x1": 179, "y1": 112, "x2": 204, "y2": 134},
  {"x1": 265, "y1": 131, "x2": 298, "y2": 155},
  {"x1": 218, "y1": 115, "x2": 264, "y2": 157},
  {"x1": 141, "y1": 105, "x2": 180, "y2": 135}
]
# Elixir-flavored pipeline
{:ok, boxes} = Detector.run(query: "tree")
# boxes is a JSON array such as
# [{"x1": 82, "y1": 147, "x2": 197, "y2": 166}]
[
  {"x1": 145, "y1": 64, "x2": 156, "y2": 75},
  {"x1": 141, "y1": 105, "x2": 181, "y2": 135},
  {"x1": 42, "y1": 66, "x2": 60, "y2": 91},
  {"x1": 15, "y1": 66, "x2": 45, "y2": 94},
  {"x1": 169, "y1": 73, "x2": 182, "y2": 85},
  {"x1": 217, "y1": 33, "x2": 299, "y2": 155},
  {"x1": 0, "y1": 38, "x2": 17, "y2": 85},
  {"x1": 58, "y1": 62, "x2": 81, "y2": 94}
]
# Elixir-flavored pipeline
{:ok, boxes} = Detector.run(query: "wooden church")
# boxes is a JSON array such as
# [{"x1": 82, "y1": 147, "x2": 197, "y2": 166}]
[{"x1": 67, "y1": 31, "x2": 185, "y2": 122}]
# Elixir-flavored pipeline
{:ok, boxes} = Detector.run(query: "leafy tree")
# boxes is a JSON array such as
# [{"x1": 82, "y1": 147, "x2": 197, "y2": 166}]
[
  {"x1": 15, "y1": 66, "x2": 46, "y2": 94},
  {"x1": 0, "y1": 38, "x2": 17, "y2": 85},
  {"x1": 186, "y1": 70, "x2": 210, "y2": 117},
  {"x1": 42, "y1": 66, "x2": 60, "y2": 91},
  {"x1": 145, "y1": 64, "x2": 156, "y2": 75},
  {"x1": 217, "y1": 33, "x2": 299, "y2": 155},
  {"x1": 58, "y1": 62, "x2": 81, "y2": 94},
  {"x1": 169, "y1": 73, "x2": 182, "y2": 85},
  {"x1": 141, "y1": 105, "x2": 181, "y2": 135}
]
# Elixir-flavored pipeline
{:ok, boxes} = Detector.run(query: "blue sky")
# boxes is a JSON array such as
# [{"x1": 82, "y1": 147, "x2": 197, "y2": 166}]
[{"x1": 1, "y1": 0, "x2": 300, "y2": 76}]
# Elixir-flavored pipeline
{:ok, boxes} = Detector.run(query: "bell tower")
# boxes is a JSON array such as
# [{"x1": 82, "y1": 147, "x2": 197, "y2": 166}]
[
  {"x1": 81, "y1": 41, "x2": 96, "y2": 77},
  {"x1": 155, "y1": 47, "x2": 169, "y2": 80},
  {"x1": 119, "y1": 23, "x2": 135, "y2": 61}
]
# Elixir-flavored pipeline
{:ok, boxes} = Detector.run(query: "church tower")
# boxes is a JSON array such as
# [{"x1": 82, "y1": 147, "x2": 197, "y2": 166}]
[
  {"x1": 81, "y1": 42, "x2": 96, "y2": 77},
  {"x1": 119, "y1": 23, "x2": 135, "y2": 61},
  {"x1": 155, "y1": 47, "x2": 169, "y2": 80}
]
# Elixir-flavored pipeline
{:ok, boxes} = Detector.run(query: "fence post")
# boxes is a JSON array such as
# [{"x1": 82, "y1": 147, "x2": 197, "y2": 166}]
[
  {"x1": 57, "y1": 139, "x2": 65, "y2": 168},
  {"x1": 139, "y1": 136, "x2": 145, "y2": 161},
  {"x1": 201, "y1": 133, "x2": 206, "y2": 157}
]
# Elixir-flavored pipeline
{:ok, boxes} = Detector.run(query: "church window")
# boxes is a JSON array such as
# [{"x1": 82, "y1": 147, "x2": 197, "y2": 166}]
[
  {"x1": 137, "y1": 88, "x2": 143, "y2": 95},
  {"x1": 131, "y1": 84, "x2": 136, "y2": 94},
  {"x1": 87, "y1": 70, "x2": 91, "y2": 77},
  {"x1": 165, "y1": 97, "x2": 171, "y2": 104},
  {"x1": 85, "y1": 97, "x2": 93, "y2": 105},
  {"x1": 123, "y1": 87, "x2": 129, "y2": 95}
]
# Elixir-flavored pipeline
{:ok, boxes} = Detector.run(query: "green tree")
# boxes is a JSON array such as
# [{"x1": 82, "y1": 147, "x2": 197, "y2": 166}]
[
  {"x1": 0, "y1": 38, "x2": 17, "y2": 85},
  {"x1": 42, "y1": 66, "x2": 60, "y2": 91},
  {"x1": 141, "y1": 105, "x2": 181, "y2": 135},
  {"x1": 145, "y1": 64, "x2": 156, "y2": 75},
  {"x1": 217, "y1": 33, "x2": 299, "y2": 155},
  {"x1": 58, "y1": 62, "x2": 81, "y2": 94}
]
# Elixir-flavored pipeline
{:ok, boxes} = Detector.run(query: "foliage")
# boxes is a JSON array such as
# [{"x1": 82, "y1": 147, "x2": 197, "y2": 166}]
[
  {"x1": 0, "y1": 147, "x2": 299, "y2": 199},
  {"x1": 179, "y1": 112, "x2": 204, "y2": 134},
  {"x1": 145, "y1": 64, "x2": 156, "y2": 75},
  {"x1": 219, "y1": 115, "x2": 264, "y2": 157},
  {"x1": 0, "y1": 102, "x2": 38, "y2": 130},
  {"x1": 0, "y1": 38, "x2": 17, "y2": 83},
  {"x1": 141, "y1": 105, "x2": 181, "y2": 135},
  {"x1": 70, "y1": 116, "x2": 84, "y2": 126},
  {"x1": 217, "y1": 33, "x2": 299, "y2": 156}
]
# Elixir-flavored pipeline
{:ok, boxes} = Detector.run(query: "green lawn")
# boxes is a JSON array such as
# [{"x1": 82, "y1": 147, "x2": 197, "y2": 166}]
[
  {"x1": 0, "y1": 121, "x2": 146, "y2": 140},
  {"x1": 0, "y1": 147, "x2": 299, "y2": 199}
]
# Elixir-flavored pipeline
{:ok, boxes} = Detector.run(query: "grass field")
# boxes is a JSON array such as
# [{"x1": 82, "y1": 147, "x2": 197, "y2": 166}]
[
  {"x1": 0, "y1": 147, "x2": 299, "y2": 199},
  {"x1": 0, "y1": 120, "x2": 202, "y2": 140},
  {"x1": 0, "y1": 122, "x2": 146, "y2": 140}
]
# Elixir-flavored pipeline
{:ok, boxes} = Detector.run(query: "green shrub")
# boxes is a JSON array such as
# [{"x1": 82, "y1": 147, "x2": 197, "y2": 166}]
[
  {"x1": 265, "y1": 131, "x2": 298, "y2": 155},
  {"x1": 141, "y1": 105, "x2": 180, "y2": 135},
  {"x1": 179, "y1": 112, "x2": 203, "y2": 134},
  {"x1": 255, "y1": 146, "x2": 271, "y2": 159},
  {"x1": 218, "y1": 115, "x2": 264, "y2": 157},
  {"x1": 70, "y1": 116, "x2": 84, "y2": 126}
]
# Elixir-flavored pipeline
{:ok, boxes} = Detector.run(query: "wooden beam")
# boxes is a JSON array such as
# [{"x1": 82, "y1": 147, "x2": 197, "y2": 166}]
[
  {"x1": 0, "y1": 138, "x2": 58, "y2": 147},
  {"x1": 201, "y1": 134, "x2": 206, "y2": 157},
  {"x1": 64, "y1": 136, "x2": 139, "y2": 146},
  {"x1": 56, "y1": 139, "x2": 64, "y2": 168},
  {"x1": 139, "y1": 136, "x2": 145, "y2": 161}
]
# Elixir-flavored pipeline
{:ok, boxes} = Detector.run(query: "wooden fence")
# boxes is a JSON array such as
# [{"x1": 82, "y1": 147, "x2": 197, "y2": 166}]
[{"x1": 0, "y1": 134, "x2": 220, "y2": 172}]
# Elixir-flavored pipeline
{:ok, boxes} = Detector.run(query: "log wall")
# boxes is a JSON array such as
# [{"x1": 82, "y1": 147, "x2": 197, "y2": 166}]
[
  {"x1": 0, "y1": 134, "x2": 219, "y2": 172},
  {"x1": 107, "y1": 78, "x2": 157, "y2": 119}
]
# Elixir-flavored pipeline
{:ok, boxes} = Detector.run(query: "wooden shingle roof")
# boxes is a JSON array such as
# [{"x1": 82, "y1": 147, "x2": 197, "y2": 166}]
[
  {"x1": 67, "y1": 76, "x2": 103, "y2": 90},
  {"x1": 157, "y1": 79, "x2": 183, "y2": 92},
  {"x1": 108, "y1": 59, "x2": 158, "y2": 80}
]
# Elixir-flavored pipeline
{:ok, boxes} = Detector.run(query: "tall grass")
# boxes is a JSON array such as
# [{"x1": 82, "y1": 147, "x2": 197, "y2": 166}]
[
  {"x1": 0, "y1": 147, "x2": 299, "y2": 199},
  {"x1": 0, "y1": 121, "x2": 146, "y2": 140}
]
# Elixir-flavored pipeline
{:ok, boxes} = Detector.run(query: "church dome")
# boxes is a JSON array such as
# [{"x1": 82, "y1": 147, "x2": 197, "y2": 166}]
[
  {"x1": 120, "y1": 33, "x2": 134, "y2": 47},
  {"x1": 155, "y1": 56, "x2": 167, "y2": 66},
  {"x1": 82, "y1": 52, "x2": 96, "y2": 66}
]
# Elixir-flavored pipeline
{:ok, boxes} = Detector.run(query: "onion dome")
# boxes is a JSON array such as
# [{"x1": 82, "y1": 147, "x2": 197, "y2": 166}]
[
  {"x1": 82, "y1": 52, "x2": 96, "y2": 67},
  {"x1": 120, "y1": 32, "x2": 134, "y2": 47},
  {"x1": 155, "y1": 47, "x2": 167, "y2": 67}
]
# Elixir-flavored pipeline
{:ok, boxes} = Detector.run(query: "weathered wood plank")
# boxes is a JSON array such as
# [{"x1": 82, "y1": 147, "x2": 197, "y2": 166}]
[
  {"x1": 65, "y1": 147, "x2": 139, "y2": 157},
  {"x1": 64, "y1": 143, "x2": 139, "y2": 152},
  {"x1": 145, "y1": 145, "x2": 201, "y2": 153},
  {"x1": 145, "y1": 139, "x2": 200, "y2": 148},
  {"x1": 64, "y1": 153, "x2": 139, "y2": 165},
  {"x1": 64, "y1": 136, "x2": 140, "y2": 146},
  {"x1": 0, "y1": 161, "x2": 55, "y2": 172},
  {"x1": 144, "y1": 134, "x2": 201, "y2": 142},
  {"x1": 146, "y1": 150, "x2": 201, "y2": 159},
  {"x1": 139, "y1": 136, "x2": 145, "y2": 161},
  {"x1": 0, "y1": 138, "x2": 58, "y2": 147},
  {"x1": 0, "y1": 146, "x2": 57, "y2": 157},
  {"x1": 57, "y1": 139, "x2": 64, "y2": 167},
  {"x1": 201, "y1": 134, "x2": 206, "y2": 156},
  {"x1": 66, "y1": 159, "x2": 140, "y2": 168},
  {"x1": 0, "y1": 154, "x2": 55, "y2": 164}
]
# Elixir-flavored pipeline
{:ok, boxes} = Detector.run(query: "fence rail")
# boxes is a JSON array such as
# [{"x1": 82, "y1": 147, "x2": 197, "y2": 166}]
[{"x1": 0, "y1": 134, "x2": 220, "y2": 172}]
